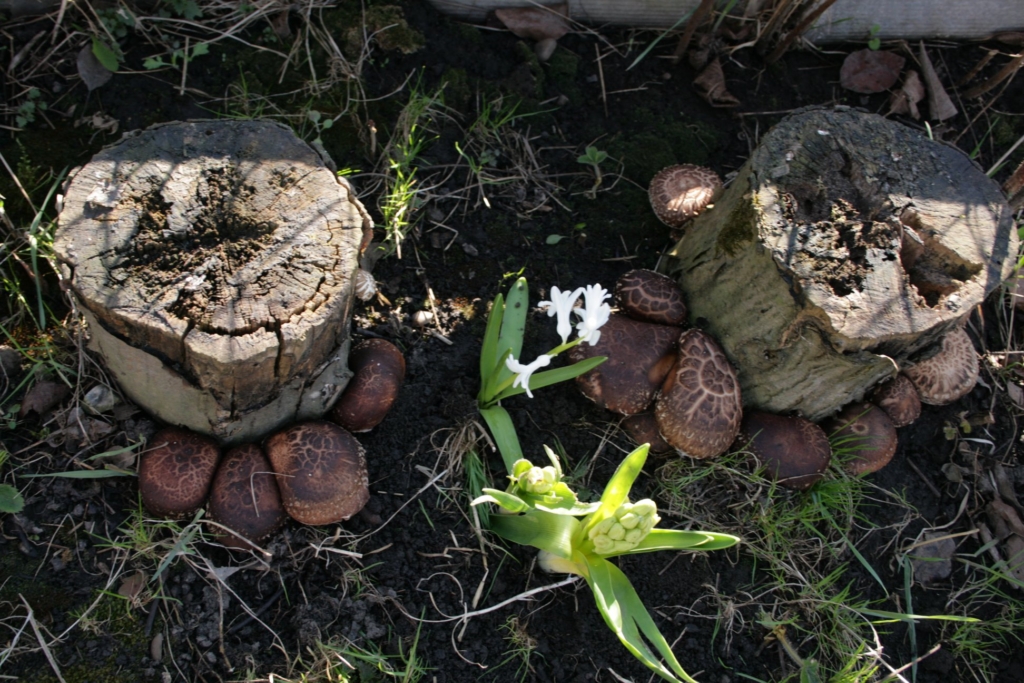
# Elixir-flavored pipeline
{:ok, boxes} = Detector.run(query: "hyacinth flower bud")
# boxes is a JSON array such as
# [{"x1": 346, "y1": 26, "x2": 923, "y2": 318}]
[
  {"x1": 511, "y1": 458, "x2": 559, "y2": 495},
  {"x1": 588, "y1": 499, "x2": 660, "y2": 555}
]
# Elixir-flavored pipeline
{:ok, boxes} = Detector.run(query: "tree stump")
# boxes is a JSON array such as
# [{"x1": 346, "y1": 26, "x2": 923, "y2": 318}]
[
  {"x1": 55, "y1": 120, "x2": 372, "y2": 443},
  {"x1": 662, "y1": 107, "x2": 1018, "y2": 420}
]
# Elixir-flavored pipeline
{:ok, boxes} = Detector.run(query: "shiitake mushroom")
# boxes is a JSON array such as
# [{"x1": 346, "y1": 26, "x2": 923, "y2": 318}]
[
  {"x1": 138, "y1": 427, "x2": 220, "y2": 519},
  {"x1": 569, "y1": 313, "x2": 679, "y2": 416},
  {"x1": 823, "y1": 402, "x2": 898, "y2": 476},
  {"x1": 654, "y1": 329, "x2": 742, "y2": 459},
  {"x1": 207, "y1": 443, "x2": 286, "y2": 549},
  {"x1": 738, "y1": 412, "x2": 831, "y2": 490},
  {"x1": 614, "y1": 269, "x2": 687, "y2": 326},
  {"x1": 330, "y1": 339, "x2": 406, "y2": 433},
  {"x1": 265, "y1": 421, "x2": 369, "y2": 525}
]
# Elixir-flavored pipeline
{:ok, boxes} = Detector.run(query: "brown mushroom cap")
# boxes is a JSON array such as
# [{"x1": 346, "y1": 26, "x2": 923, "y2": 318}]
[
  {"x1": 903, "y1": 326, "x2": 979, "y2": 405},
  {"x1": 823, "y1": 402, "x2": 898, "y2": 476},
  {"x1": 870, "y1": 374, "x2": 922, "y2": 427},
  {"x1": 654, "y1": 329, "x2": 742, "y2": 459},
  {"x1": 330, "y1": 339, "x2": 406, "y2": 433},
  {"x1": 648, "y1": 164, "x2": 722, "y2": 229},
  {"x1": 208, "y1": 443, "x2": 286, "y2": 549},
  {"x1": 138, "y1": 427, "x2": 221, "y2": 519},
  {"x1": 614, "y1": 269, "x2": 688, "y2": 326},
  {"x1": 621, "y1": 412, "x2": 674, "y2": 455},
  {"x1": 738, "y1": 412, "x2": 831, "y2": 490},
  {"x1": 569, "y1": 313, "x2": 680, "y2": 416},
  {"x1": 265, "y1": 421, "x2": 369, "y2": 526}
]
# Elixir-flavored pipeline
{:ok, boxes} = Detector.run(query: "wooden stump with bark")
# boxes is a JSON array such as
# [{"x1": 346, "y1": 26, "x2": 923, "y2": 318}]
[
  {"x1": 662, "y1": 107, "x2": 1018, "y2": 420},
  {"x1": 55, "y1": 120, "x2": 372, "y2": 443}
]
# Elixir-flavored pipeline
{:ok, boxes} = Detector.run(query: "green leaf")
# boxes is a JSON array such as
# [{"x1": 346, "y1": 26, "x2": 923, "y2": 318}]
[
  {"x1": 546, "y1": 234, "x2": 566, "y2": 244},
  {"x1": 492, "y1": 356, "x2": 607, "y2": 402},
  {"x1": 191, "y1": 42, "x2": 209, "y2": 58},
  {"x1": 494, "y1": 278, "x2": 528, "y2": 390},
  {"x1": 0, "y1": 484, "x2": 24, "y2": 513},
  {"x1": 604, "y1": 529, "x2": 741, "y2": 557},
  {"x1": 479, "y1": 405, "x2": 523, "y2": 473},
  {"x1": 479, "y1": 292, "x2": 505, "y2": 387},
  {"x1": 143, "y1": 57, "x2": 165, "y2": 70},
  {"x1": 586, "y1": 556, "x2": 697, "y2": 683},
  {"x1": 580, "y1": 444, "x2": 649, "y2": 541},
  {"x1": 472, "y1": 489, "x2": 529, "y2": 513},
  {"x1": 489, "y1": 509, "x2": 579, "y2": 559},
  {"x1": 91, "y1": 37, "x2": 120, "y2": 72},
  {"x1": 21, "y1": 467, "x2": 135, "y2": 479}
]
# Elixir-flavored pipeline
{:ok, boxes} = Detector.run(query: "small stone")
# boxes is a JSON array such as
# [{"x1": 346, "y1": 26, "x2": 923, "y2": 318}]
[
  {"x1": 910, "y1": 531, "x2": 956, "y2": 584},
  {"x1": 83, "y1": 384, "x2": 118, "y2": 414}
]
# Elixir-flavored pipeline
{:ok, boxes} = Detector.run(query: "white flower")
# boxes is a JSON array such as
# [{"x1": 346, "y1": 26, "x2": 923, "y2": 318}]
[
  {"x1": 574, "y1": 284, "x2": 611, "y2": 346},
  {"x1": 539, "y1": 286, "x2": 583, "y2": 345},
  {"x1": 506, "y1": 354, "x2": 552, "y2": 398}
]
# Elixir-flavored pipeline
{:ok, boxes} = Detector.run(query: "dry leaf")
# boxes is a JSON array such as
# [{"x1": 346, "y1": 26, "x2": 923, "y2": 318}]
[
  {"x1": 18, "y1": 380, "x2": 70, "y2": 419},
  {"x1": 494, "y1": 3, "x2": 569, "y2": 62},
  {"x1": 1007, "y1": 380, "x2": 1024, "y2": 407},
  {"x1": 1004, "y1": 534, "x2": 1024, "y2": 583},
  {"x1": 76, "y1": 44, "x2": 113, "y2": 92},
  {"x1": 888, "y1": 70, "x2": 924, "y2": 119},
  {"x1": 840, "y1": 49, "x2": 905, "y2": 94},
  {"x1": 918, "y1": 41, "x2": 958, "y2": 121},
  {"x1": 693, "y1": 57, "x2": 740, "y2": 108},
  {"x1": 118, "y1": 570, "x2": 148, "y2": 601},
  {"x1": 909, "y1": 531, "x2": 956, "y2": 584}
]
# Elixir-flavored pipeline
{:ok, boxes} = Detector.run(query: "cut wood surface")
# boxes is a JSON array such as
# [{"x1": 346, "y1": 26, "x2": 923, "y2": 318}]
[
  {"x1": 55, "y1": 120, "x2": 370, "y2": 443},
  {"x1": 662, "y1": 107, "x2": 1018, "y2": 420}
]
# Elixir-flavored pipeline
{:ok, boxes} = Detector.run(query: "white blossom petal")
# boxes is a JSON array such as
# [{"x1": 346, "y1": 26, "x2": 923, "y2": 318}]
[{"x1": 506, "y1": 354, "x2": 553, "y2": 398}]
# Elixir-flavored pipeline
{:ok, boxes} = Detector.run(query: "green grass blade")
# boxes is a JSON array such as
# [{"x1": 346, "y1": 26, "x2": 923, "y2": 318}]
[
  {"x1": 21, "y1": 468, "x2": 136, "y2": 479},
  {"x1": 479, "y1": 405, "x2": 523, "y2": 473},
  {"x1": 479, "y1": 292, "x2": 505, "y2": 384},
  {"x1": 850, "y1": 607, "x2": 980, "y2": 623},
  {"x1": 492, "y1": 356, "x2": 606, "y2": 402},
  {"x1": 489, "y1": 509, "x2": 579, "y2": 559},
  {"x1": 586, "y1": 556, "x2": 696, "y2": 683}
]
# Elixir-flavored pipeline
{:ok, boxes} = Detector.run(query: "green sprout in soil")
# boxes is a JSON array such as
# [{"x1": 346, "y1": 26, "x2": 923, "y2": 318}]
[
  {"x1": 577, "y1": 145, "x2": 608, "y2": 198},
  {"x1": 473, "y1": 277, "x2": 739, "y2": 683}
]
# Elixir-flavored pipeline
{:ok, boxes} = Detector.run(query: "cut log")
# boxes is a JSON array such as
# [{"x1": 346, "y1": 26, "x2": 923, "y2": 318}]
[
  {"x1": 662, "y1": 107, "x2": 1018, "y2": 420},
  {"x1": 55, "y1": 120, "x2": 372, "y2": 443}
]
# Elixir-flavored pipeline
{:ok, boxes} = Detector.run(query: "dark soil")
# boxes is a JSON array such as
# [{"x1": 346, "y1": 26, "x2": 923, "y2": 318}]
[{"x1": 2, "y1": 3, "x2": 1024, "y2": 683}]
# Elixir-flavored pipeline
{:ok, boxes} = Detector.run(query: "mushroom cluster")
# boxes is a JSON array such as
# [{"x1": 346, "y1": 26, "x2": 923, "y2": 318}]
[
  {"x1": 571, "y1": 269, "x2": 743, "y2": 461},
  {"x1": 587, "y1": 266, "x2": 981, "y2": 489},
  {"x1": 137, "y1": 338, "x2": 406, "y2": 546}
]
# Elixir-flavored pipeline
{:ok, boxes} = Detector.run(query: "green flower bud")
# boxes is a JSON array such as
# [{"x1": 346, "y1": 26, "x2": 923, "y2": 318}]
[{"x1": 587, "y1": 498, "x2": 661, "y2": 555}]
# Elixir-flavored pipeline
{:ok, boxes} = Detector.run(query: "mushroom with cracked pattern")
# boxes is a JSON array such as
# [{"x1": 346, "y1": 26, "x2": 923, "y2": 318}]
[
  {"x1": 654, "y1": 329, "x2": 742, "y2": 459},
  {"x1": 648, "y1": 164, "x2": 722, "y2": 233},
  {"x1": 869, "y1": 374, "x2": 921, "y2": 427},
  {"x1": 569, "y1": 313, "x2": 680, "y2": 416},
  {"x1": 614, "y1": 269, "x2": 687, "y2": 326},
  {"x1": 207, "y1": 443, "x2": 286, "y2": 549},
  {"x1": 265, "y1": 421, "x2": 369, "y2": 525},
  {"x1": 823, "y1": 402, "x2": 898, "y2": 476},
  {"x1": 330, "y1": 339, "x2": 406, "y2": 433},
  {"x1": 737, "y1": 412, "x2": 831, "y2": 490},
  {"x1": 138, "y1": 427, "x2": 221, "y2": 519},
  {"x1": 903, "y1": 326, "x2": 979, "y2": 405}
]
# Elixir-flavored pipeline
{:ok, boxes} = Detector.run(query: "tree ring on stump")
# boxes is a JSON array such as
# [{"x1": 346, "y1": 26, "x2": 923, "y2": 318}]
[
  {"x1": 663, "y1": 107, "x2": 1018, "y2": 420},
  {"x1": 55, "y1": 120, "x2": 372, "y2": 444}
]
